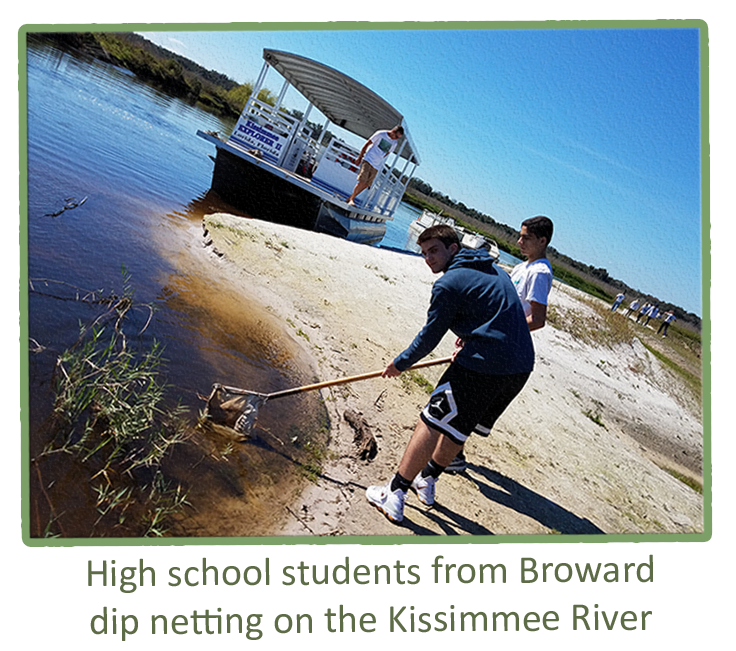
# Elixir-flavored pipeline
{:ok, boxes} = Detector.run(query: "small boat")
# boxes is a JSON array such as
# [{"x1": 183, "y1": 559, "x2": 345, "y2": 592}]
[
  {"x1": 406, "y1": 209, "x2": 500, "y2": 260},
  {"x1": 197, "y1": 49, "x2": 421, "y2": 246}
]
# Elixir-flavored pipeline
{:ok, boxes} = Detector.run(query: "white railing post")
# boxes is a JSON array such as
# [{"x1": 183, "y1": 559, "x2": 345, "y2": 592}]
[{"x1": 245, "y1": 60, "x2": 270, "y2": 117}]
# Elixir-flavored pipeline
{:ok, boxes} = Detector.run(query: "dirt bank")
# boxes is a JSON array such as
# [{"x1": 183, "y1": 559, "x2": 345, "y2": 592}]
[{"x1": 197, "y1": 213, "x2": 703, "y2": 537}]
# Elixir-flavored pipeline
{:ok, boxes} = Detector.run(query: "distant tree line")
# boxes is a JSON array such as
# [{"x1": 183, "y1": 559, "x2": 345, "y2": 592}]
[
  {"x1": 27, "y1": 31, "x2": 266, "y2": 118},
  {"x1": 406, "y1": 179, "x2": 701, "y2": 331},
  {"x1": 27, "y1": 31, "x2": 700, "y2": 331},
  {"x1": 119, "y1": 32, "x2": 239, "y2": 91},
  {"x1": 28, "y1": 31, "x2": 342, "y2": 146}
]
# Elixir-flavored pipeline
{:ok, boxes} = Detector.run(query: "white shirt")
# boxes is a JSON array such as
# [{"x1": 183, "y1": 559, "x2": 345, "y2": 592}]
[
  {"x1": 510, "y1": 258, "x2": 554, "y2": 317},
  {"x1": 362, "y1": 130, "x2": 398, "y2": 170}
]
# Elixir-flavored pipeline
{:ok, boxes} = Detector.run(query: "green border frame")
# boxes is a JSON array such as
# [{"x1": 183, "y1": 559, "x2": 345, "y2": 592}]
[{"x1": 19, "y1": 19, "x2": 711, "y2": 547}]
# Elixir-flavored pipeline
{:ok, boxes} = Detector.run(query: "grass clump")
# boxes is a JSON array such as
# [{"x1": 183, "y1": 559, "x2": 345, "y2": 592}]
[
  {"x1": 547, "y1": 299, "x2": 634, "y2": 349},
  {"x1": 661, "y1": 467, "x2": 703, "y2": 494},
  {"x1": 583, "y1": 408, "x2": 606, "y2": 429},
  {"x1": 34, "y1": 275, "x2": 191, "y2": 537},
  {"x1": 401, "y1": 369, "x2": 435, "y2": 395},
  {"x1": 641, "y1": 341, "x2": 702, "y2": 402}
]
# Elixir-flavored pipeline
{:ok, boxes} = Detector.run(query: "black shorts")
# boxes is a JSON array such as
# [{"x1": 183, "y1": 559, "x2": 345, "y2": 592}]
[{"x1": 420, "y1": 363, "x2": 530, "y2": 445}]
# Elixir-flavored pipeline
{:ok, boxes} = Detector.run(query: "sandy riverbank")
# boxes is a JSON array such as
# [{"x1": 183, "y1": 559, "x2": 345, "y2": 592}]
[{"x1": 195, "y1": 212, "x2": 703, "y2": 537}]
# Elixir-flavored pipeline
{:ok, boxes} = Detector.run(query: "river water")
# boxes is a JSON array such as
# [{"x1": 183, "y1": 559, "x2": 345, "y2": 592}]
[{"x1": 25, "y1": 41, "x2": 334, "y2": 538}]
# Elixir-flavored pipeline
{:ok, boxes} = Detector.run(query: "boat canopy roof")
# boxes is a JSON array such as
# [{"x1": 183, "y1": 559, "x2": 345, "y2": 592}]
[{"x1": 263, "y1": 49, "x2": 420, "y2": 165}]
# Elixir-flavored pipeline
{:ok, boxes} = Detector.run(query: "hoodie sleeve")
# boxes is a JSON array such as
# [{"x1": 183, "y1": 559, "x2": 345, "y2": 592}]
[{"x1": 393, "y1": 279, "x2": 459, "y2": 372}]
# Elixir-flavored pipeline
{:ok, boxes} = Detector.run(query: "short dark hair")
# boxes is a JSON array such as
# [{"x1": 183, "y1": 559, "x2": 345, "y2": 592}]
[
  {"x1": 521, "y1": 215, "x2": 553, "y2": 244},
  {"x1": 417, "y1": 224, "x2": 460, "y2": 249},
  {"x1": 392, "y1": 125, "x2": 405, "y2": 136}
]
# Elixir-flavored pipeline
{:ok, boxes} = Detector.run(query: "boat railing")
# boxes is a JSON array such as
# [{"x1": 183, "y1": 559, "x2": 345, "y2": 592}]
[
  {"x1": 222, "y1": 53, "x2": 414, "y2": 218},
  {"x1": 368, "y1": 168, "x2": 404, "y2": 215},
  {"x1": 282, "y1": 125, "x2": 321, "y2": 174},
  {"x1": 247, "y1": 99, "x2": 298, "y2": 137},
  {"x1": 310, "y1": 137, "x2": 361, "y2": 199},
  {"x1": 418, "y1": 210, "x2": 455, "y2": 228}
]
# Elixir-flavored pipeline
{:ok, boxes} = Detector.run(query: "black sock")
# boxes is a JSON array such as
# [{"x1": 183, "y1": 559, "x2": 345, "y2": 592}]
[
  {"x1": 390, "y1": 472, "x2": 412, "y2": 493},
  {"x1": 421, "y1": 459, "x2": 446, "y2": 479}
]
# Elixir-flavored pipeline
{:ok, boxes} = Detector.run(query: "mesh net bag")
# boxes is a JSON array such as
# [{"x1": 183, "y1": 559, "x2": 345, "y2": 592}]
[{"x1": 204, "y1": 384, "x2": 266, "y2": 436}]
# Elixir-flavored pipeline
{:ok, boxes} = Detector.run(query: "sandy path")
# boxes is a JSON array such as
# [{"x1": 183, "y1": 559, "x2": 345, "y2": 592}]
[{"x1": 197, "y1": 213, "x2": 703, "y2": 537}]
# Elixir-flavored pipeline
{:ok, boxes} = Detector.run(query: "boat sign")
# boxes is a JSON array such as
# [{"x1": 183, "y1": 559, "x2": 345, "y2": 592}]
[{"x1": 228, "y1": 116, "x2": 287, "y2": 161}]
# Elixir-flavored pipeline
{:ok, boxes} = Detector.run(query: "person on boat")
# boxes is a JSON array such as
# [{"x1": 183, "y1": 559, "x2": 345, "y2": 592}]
[
  {"x1": 365, "y1": 224, "x2": 534, "y2": 523},
  {"x1": 445, "y1": 215, "x2": 554, "y2": 474},
  {"x1": 347, "y1": 126, "x2": 404, "y2": 206}
]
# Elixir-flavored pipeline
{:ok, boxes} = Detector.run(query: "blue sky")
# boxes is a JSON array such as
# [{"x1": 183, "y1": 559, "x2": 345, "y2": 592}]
[{"x1": 142, "y1": 25, "x2": 703, "y2": 316}]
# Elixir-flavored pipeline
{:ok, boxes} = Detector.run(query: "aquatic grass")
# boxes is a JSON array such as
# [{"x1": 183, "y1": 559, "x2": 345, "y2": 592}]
[
  {"x1": 296, "y1": 328, "x2": 310, "y2": 342},
  {"x1": 34, "y1": 276, "x2": 192, "y2": 537}
]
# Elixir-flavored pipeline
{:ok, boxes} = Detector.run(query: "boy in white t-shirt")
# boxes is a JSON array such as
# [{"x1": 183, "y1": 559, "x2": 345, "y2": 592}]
[
  {"x1": 446, "y1": 215, "x2": 554, "y2": 474},
  {"x1": 347, "y1": 125, "x2": 403, "y2": 206},
  {"x1": 509, "y1": 216, "x2": 554, "y2": 332}
]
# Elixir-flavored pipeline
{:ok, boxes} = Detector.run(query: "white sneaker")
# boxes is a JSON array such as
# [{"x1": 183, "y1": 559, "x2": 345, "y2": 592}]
[
  {"x1": 411, "y1": 474, "x2": 436, "y2": 506},
  {"x1": 366, "y1": 482, "x2": 406, "y2": 522}
]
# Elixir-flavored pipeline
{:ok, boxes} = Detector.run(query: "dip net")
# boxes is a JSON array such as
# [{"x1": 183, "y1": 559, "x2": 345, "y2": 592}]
[{"x1": 204, "y1": 384, "x2": 267, "y2": 437}]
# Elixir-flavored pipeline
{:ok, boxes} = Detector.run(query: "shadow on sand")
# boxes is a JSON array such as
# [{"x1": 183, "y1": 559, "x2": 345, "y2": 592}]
[
  {"x1": 459, "y1": 463, "x2": 605, "y2": 535},
  {"x1": 344, "y1": 463, "x2": 604, "y2": 536},
  {"x1": 240, "y1": 427, "x2": 604, "y2": 536}
]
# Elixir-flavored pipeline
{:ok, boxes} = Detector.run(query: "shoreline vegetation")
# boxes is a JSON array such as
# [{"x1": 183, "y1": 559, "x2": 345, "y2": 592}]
[{"x1": 27, "y1": 30, "x2": 701, "y2": 334}]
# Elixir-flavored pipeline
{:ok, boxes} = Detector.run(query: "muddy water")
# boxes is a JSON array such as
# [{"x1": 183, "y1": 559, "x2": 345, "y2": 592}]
[{"x1": 25, "y1": 40, "x2": 326, "y2": 538}]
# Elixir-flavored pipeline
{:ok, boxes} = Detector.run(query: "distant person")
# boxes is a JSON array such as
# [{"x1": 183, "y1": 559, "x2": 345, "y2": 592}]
[
  {"x1": 365, "y1": 224, "x2": 534, "y2": 523},
  {"x1": 644, "y1": 305, "x2": 659, "y2": 327},
  {"x1": 446, "y1": 215, "x2": 554, "y2": 474},
  {"x1": 347, "y1": 126, "x2": 404, "y2": 206},
  {"x1": 625, "y1": 298, "x2": 640, "y2": 318},
  {"x1": 636, "y1": 302, "x2": 651, "y2": 324},
  {"x1": 611, "y1": 292, "x2": 625, "y2": 312},
  {"x1": 657, "y1": 310, "x2": 676, "y2": 337}
]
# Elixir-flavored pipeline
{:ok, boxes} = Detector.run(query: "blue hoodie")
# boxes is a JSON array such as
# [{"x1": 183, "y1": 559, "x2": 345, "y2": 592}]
[{"x1": 394, "y1": 248, "x2": 535, "y2": 376}]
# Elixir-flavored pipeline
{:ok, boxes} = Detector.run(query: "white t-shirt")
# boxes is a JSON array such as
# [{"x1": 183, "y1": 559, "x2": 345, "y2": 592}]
[
  {"x1": 510, "y1": 258, "x2": 554, "y2": 317},
  {"x1": 363, "y1": 130, "x2": 398, "y2": 170}
]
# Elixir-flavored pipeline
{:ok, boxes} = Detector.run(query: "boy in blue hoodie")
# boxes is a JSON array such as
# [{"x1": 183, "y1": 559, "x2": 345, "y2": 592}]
[{"x1": 366, "y1": 225, "x2": 534, "y2": 523}]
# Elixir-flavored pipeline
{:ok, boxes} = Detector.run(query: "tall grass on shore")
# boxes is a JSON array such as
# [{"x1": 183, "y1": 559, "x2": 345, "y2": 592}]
[
  {"x1": 547, "y1": 291, "x2": 702, "y2": 412},
  {"x1": 31, "y1": 275, "x2": 191, "y2": 537},
  {"x1": 546, "y1": 297, "x2": 633, "y2": 349}
]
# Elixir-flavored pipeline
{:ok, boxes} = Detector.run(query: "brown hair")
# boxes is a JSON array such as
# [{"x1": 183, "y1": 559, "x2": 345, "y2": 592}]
[
  {"x1": 521, "y1": 215, "x2": 554, "y2": 244},
  {"x1": 417, "y1": 224, "x2": 460, "y2": 249}
]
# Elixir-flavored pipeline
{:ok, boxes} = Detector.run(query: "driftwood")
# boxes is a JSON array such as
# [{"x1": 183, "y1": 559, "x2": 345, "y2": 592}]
[{"x1": 343, "y1": 409, "x2": 378, "y2": 461}]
